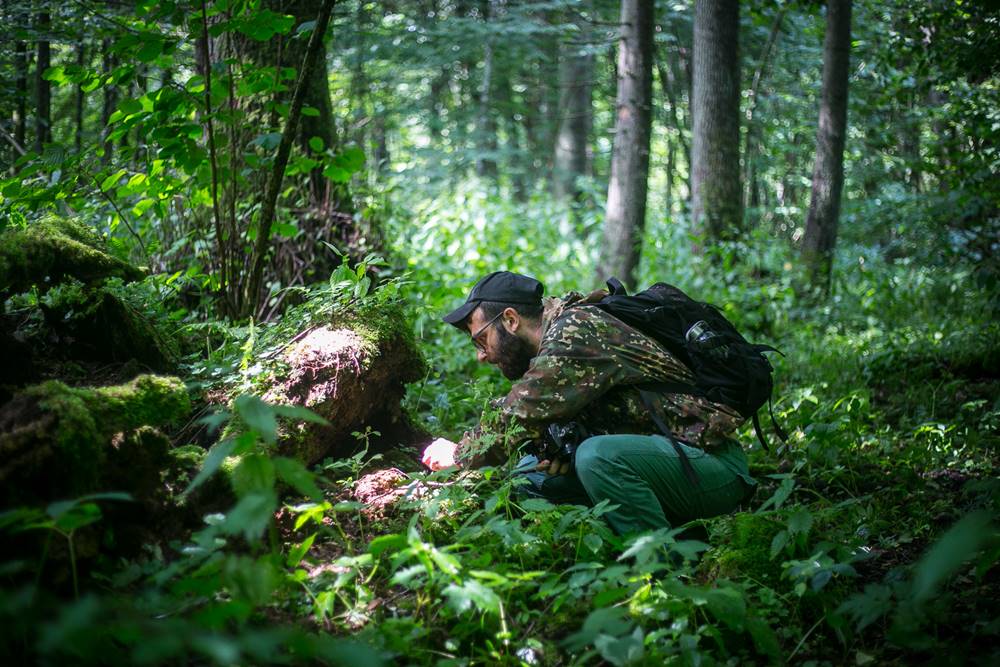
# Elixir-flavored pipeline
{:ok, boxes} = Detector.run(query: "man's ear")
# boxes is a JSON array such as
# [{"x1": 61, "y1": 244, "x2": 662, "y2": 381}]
[{"x1": 502, "y1": 307, "x2": 520, "y2": 332}]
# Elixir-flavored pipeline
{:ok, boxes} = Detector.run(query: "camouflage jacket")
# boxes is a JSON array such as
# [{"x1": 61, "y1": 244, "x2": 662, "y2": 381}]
[{"x1": 456, "y1": 292, "x2": 745, "y2": 466}]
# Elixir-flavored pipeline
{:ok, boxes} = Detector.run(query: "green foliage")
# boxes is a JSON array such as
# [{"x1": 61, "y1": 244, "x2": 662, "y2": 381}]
[{"x1": 0, "y1": 0, "x2": 997, "y2": 663}]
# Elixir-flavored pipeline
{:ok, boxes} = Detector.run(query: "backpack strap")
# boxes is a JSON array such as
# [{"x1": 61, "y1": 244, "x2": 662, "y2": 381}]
[
  {"x1": 752, "y1": 412, "x2": 770, "y2": 452},
  {"x1": 769, "y1": 396, "x2": 788, "y2": 443},
  {"x1": 637, "y1": 389, "x2": 700, "y2": 487},
  {"x1": 605, "y1": 277, "x2": 628, "y2": 296}
]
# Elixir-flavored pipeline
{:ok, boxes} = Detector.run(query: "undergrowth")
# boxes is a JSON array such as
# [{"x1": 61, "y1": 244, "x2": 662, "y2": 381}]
[{"x1": 1, "y1": 183, "x2": 998, "y2": 665}]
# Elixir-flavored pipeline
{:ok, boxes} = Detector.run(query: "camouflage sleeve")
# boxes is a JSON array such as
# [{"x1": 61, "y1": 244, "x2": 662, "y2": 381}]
[
  {"x1": 454, "y1": 308, "x2": 629, "y2": 466},
  {"x1": 501, "y1": 307, "x2": 684, "y2": 453},
  {"x1": 455, "y1": 306, "x2": 698, "y2": 467}
]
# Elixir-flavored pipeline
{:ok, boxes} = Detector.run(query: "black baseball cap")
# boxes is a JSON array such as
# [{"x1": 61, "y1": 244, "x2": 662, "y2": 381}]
[{"x1": 442, "y1": 271, "x2": 544, "y2": 327}]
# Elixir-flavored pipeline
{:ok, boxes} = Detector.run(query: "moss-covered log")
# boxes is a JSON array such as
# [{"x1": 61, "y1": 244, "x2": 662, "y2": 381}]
[
  {"x1": 0, "y1": 374, "x2": 191, "y2": 506},
  {"x1": 0, "y1": 215, "x2": 144, "y2": 298},
  {"x1": 245, "y1": 297, "x2": 426, "y2": 466}
]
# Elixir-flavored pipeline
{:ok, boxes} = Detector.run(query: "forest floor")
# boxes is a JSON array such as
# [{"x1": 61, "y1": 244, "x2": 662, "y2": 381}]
[{"x1": 2, "y1": 213, "x2": 998, "y2": 666}]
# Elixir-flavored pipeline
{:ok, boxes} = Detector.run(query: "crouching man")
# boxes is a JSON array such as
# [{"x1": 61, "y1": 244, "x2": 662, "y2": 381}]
[{"x1": 421, "y1": 271, "x2": 756, "y2": 536}]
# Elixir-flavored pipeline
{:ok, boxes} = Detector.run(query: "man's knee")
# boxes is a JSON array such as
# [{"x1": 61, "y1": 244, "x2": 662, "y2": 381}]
[{"x1": 574, "y1": 435, "x2": 618, "y2": 480}]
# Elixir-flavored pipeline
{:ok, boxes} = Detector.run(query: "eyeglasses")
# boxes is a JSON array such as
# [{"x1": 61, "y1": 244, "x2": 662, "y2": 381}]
[{"x1": 470, "y1": 311, "x2": 505, "y2": 351}]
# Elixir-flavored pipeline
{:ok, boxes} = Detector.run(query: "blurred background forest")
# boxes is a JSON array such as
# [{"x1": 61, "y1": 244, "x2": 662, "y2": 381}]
[{"x1": 1, "y1": 0, "x2": 998, "y2": 665}]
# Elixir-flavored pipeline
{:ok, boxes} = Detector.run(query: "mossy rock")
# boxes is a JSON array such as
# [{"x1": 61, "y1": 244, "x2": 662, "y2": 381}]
[
  {"x1": 0, "y1": 215, "x2": 143, "y2": 297},
  {"x1": 0, "y1": 374, "x2": 191, "y2": 505}
]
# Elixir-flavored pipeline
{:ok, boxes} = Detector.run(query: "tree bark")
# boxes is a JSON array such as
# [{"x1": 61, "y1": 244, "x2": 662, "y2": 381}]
[
  {"x1": 743, "y1": 7, "x2": 785, "y2": 216},
  {"x1": 553, "y1": 40, "x2": 593, "y2": 202},
  {"x1": 101, "y1": 39, "x2": 116, "y2": 164},
  {"x1": 690, "y1": 0, "x2": 742, "y2": 247},
  {"x1": 596, "y1": 0, "x2": 654, "y2": 287},
  {"x1": 474, "y1": 0, "x2": 498, "y2": 179},
  {"x1": 801, "y1": 0, "x2": 852, "y2": 292},
  {"x1": 34, "y1": 11, "x2": 52, "y2": 152},
  {"x1": 75, "y1": 43, "x2": 86, "y2": 153},
  {"x1": 14, "y1": 33, "x2": 28, "y2": 151}
]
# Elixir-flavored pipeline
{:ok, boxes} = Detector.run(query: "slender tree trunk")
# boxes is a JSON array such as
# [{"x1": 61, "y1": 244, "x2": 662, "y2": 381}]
[
  {"x1": 14, "y1": 34, "x2": 28, "y2": 150},
  {"x1": 553, "y1": 40, "x2": 593, "y2": 202},
  {"x1": 654, "y1": 55, "x2": 689, "y2": 166},
  {"x1": 596, "y1": 0, "x2": 654, "y2": 286},
  {"x1": 801, "y1": 0, "x2": 852, "y2": 292},
  {"x1": 690, "y1": 0, "x2": 742, "y2": 248},
  {"x1": 35, "y1": 11, "x2": 52, "y2": 151},
  {"x1": 75, "y1": 43, "x2": 86, "y2": 153},
  {"x1": 743, "y1": 7, "x2": 785, "y2": 217},
  {"x1": 101, "y1": 39, "x2": 116, "y2": 164},
  {"x1": 475, "y1": 0, "x2": 498, "y2": 179}
]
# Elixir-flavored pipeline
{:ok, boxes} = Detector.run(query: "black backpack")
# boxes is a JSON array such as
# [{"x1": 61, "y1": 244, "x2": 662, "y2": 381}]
[{"x1": 590, "y1": 278, "x2": 785, "y2": 482}]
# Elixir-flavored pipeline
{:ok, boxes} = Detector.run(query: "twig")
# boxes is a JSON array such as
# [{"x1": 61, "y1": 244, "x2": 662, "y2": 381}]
[
  {"x1": 788, "y1": 616, "x2": 825, "y2": 661},
  {"x1": 0, "y1": 126, "x2": 27, "y2": 156},
  {"x1": 88, "y1": 172, "x2": 151, "y2": 263}
]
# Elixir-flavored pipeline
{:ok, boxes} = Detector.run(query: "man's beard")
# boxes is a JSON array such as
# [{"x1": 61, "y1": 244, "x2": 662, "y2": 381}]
[{"x1": 494, "y1": 325, "x2": 536, "y2": 380}]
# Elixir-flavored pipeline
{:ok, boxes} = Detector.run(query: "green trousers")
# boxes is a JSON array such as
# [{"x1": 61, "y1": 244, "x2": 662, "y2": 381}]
[{"x1": 535, "y1": 435, "x2": 757, "y2": 536}]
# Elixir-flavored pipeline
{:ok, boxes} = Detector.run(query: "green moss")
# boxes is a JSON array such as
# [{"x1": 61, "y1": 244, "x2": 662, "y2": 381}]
[
  {"x1": 0, "y1": 215, "x2": 143, "y2": 296},
  {"x1": 91, "y1": 375, "x2": 191, "y2": 431},
  {"x1": 29, "y1": 380, "x2": 104, "y2": 491},
  {"x1": 704, "y1": 513, "x2": 786, "y2": 585},
  {"x1": 23, "y1": 375, "x2": 191, "y2": 495}
]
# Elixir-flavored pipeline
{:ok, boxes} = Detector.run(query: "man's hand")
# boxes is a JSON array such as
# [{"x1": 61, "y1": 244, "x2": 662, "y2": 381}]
[
  {"x1": 422, "y1": 437, "x2": 459, "y2": 471},
  {"x1": 536, "y1": 458, "x2": 572, "y2": 476}
]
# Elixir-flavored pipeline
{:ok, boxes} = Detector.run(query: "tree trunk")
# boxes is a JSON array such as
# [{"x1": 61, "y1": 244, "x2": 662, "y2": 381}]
[
  {"x1": 35, "y1": 11, "x2": 52, "y2": 152},
  {"x1": 14, "y1": 34, "x2": 28, "y2": 151},
  {"x1": 75, "y1": 43, "x2": 86, "y2": 153},
  {"x1": 743, "y1": 7, "x2": 785, "y2": 218},
  {"x1": 553, "y1": 40, "x2": 593, "y2": 202},
  {"x1": 474, "y1": 0, "x2": 498, "y2": 179},
  {"x1": 801, "y1": 0, "x2": 852, "y2": 292},
  {"x1": 596, "y1": 0, "x2": 654, "y2": 287},
  {"x1": 690, "y1": 0, "x2": 742, "y2": 247},
  {"x1": 101, "y1": 39, "x2": 116, "y2": 164}
]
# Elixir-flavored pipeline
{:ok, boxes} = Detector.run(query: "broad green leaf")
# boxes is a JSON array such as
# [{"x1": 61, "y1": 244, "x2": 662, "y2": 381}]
[
  {"x1": 234, "y1": 395, "x2": 278, "y2": 444},
  {"x1": 369, "y1": 533, "x2": 407, "y2": 557},
  {"x1": 788, "y1": 508, "x2": 813, "y2": 536},
  {"x1": 100, "y1": 169, "x2": 127, "y2": 191},
  {"x1": 42, "y1": 66, "x2": 66, "y2": 83},
  {"x1": 519, "y1": 498, "x2": 554, "y2": 512},
  {"x1": 910, "y1": 510, "x2": 993, "y2": 604},
  {"x1": 137, "y1": 38, "x2": 164, "y2": 62},
  {"x1": 271, "y1": 404, "x2": 330, "y2": 425},
  {"x1": 52, "y1": 503, "x2": 102, "y2": 532},
  {"x1": 231, "y1": 454, "x2": 276, "y2": 497},
  {"x1": 308, "y1": 136, "x2": 324, "y2": 152},
  {"x1": 301, "y1": 106, "x2": 320, "y2": 117},
  {"x1": 443, "y1": 580, "x2": 500, "y2": 615},
  {"x1": 286, "y1": 532, "x2": 316, "y2": 568},
  {"x1": 184, "y1": 438, "x2": 236, "y2": 496},
  {"x1": 770, "y1": 529, "x2": 789, "y2": 558},
  {"x1": 756, "y1": 475, "x2": 796, "y2": 513},
  {"x1": 275, "y1": 222, "x2": 298, "y2": 238},
  {"x1": 274, "y1": 457, "x2": 322, "y2": 500},
  {"x1": 221, "y1": 491, "x2": 277, "y2": 542},
  {"x1": 322, "y1": 164, "x2": 350, "y2": 182}
]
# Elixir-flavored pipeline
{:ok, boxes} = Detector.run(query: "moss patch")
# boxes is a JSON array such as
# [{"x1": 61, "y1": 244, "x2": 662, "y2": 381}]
[
  {"x1": 703, "y1": 513, "x2": 786, "y2": 585},
  {"x1": 0, "y1": 215, "x2": 143, "y2": 297},
  {"x1": 0, "y1": 374, "x2": 191, "y2": 501}
]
